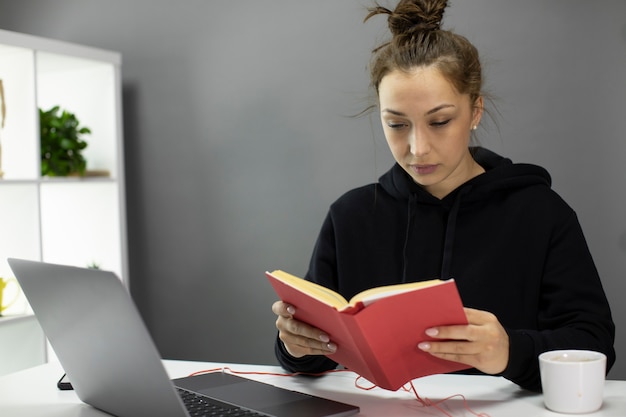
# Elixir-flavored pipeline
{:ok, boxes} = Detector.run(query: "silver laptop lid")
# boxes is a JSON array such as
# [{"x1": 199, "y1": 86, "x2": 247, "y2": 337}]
[{"x1": 8, "y1": 258, "x2": 189, "y2": 417}]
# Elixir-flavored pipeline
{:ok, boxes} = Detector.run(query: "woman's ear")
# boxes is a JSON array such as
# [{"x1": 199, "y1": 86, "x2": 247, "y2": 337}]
[{"x1": 471, "y1": 96, "x2": 484, "y2": 129}]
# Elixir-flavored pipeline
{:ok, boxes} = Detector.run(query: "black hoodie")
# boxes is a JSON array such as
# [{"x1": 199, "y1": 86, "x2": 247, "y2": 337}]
[{"x1": 275, "y1": 147, "x2": 615, "y2": 391}]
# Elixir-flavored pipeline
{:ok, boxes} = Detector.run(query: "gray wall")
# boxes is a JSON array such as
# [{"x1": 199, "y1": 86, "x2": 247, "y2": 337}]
[{"x1": 1, "y1": 0, "x2": 624, "y2": 379}]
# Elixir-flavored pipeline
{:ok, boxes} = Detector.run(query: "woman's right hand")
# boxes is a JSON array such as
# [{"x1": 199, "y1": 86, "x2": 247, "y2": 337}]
[{"x1": 272, "y1": 300, "x2": 337, "y2": 358}]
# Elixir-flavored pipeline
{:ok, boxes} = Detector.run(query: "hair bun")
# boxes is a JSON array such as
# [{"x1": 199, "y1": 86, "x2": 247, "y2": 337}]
[{"x1": 387, "y1": 0, "x2": 448, "y2": 37}]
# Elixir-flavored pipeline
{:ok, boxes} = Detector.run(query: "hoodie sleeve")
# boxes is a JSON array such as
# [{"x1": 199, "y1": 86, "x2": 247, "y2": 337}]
[{"x1": 500, "y1": 211, "x2": 615, "y2": 391}]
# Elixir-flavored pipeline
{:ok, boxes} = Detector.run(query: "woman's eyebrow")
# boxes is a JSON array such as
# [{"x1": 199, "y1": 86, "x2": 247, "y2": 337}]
[
  {"x1": 425, "y1": 104, "x2": 455, "y2": 115},
  {"x1": 381, "y1": 104, "x2": 456, "y2": 117},
  {"x1": 381, "y1": 108, "x2": 406, "y2": 116}
]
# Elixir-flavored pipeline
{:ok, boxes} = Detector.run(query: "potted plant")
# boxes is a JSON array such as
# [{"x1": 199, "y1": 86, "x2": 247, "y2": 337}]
[{"x1": 39, "y1": 105, "x2": 91, "y2": 177}]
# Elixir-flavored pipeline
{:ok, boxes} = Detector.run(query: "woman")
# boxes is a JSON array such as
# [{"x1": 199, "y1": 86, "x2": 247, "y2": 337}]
[{"x1": 272, "y1": 0, "x2": 615, "y2": 392}]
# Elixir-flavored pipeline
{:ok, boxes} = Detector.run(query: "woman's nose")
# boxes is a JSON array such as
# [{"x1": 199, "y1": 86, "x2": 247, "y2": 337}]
[{"x1": 409, "y1": 128, "x2": 430, "y2": 156}]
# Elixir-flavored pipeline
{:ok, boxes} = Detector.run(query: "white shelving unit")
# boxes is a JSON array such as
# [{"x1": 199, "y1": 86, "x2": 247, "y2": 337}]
[{"x1": 0, "y1": 29, "x2": 127, "y2": 376}]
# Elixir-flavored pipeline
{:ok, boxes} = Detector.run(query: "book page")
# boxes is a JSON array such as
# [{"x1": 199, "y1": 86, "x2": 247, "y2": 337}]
[
  {"x1": 267, "y1": 270, "x2": 349, "y2": 309},
  {"x1": 268, "y1": 270, "x2": 449, "y2": 310},
  {"x1": 351, "y1": 279, "x2": 447, "y2": 306}
]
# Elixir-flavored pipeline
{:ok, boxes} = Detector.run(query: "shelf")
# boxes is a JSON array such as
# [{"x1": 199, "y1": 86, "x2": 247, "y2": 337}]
[
  {"x1": 0, "y1": 313, "x2": 35, "y2": 324},
  {"x1": 0, "y1": 28, "x2": 127, "y2": 375},
  {"x1": 0, "y1": 30, "x2": 121, "y2": 182},
  {"x1": 37, "y1": 51, "x2": 119, "y2": 178},
  {"x1": 40, "y1": 181, "x2": 123, "y2": 275},
  {"x1": 0, "y1": 176, "x2": 116, "y2": 185}
]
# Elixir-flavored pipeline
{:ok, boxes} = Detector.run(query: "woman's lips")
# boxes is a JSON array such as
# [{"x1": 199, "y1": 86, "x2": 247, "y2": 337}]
[{"x1": 410, "y1": 164, "x2": 438, "y2": 175}]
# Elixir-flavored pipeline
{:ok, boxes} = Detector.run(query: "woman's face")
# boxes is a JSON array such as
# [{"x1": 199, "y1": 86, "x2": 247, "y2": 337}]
[{"x1": 378, "y1": 66, "x2": 483, "y2": 199}]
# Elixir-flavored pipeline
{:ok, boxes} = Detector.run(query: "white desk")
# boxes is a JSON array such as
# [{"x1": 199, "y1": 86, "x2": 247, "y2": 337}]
[{"x1": 1, "y1": 360, "x2": 625, "y2": 417}]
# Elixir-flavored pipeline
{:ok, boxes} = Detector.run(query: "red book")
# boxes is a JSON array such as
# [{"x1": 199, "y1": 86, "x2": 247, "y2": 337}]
[{"x1": 266, "y1": 270, "x2": 470, "y2": 391}]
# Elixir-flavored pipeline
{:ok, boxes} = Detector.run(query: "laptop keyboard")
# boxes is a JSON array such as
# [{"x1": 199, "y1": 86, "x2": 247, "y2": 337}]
[{"x1": 177, "y1": 387, "x2": 267, "y2": 417}]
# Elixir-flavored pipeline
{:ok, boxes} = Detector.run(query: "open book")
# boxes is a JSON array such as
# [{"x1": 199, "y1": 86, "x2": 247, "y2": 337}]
[{"x1": 266, "y1": 270, "x2": 469, "y2": 391}]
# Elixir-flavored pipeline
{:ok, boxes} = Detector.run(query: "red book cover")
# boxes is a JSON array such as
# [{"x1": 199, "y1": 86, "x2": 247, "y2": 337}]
[{"x1": 266, "y1": 270, "x2": 470, "y2": 391}]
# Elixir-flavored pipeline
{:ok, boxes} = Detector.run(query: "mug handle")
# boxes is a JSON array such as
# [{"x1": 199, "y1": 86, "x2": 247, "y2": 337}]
[{"x1": 1, "y1": 278, "x2": 20, "y2": 311}]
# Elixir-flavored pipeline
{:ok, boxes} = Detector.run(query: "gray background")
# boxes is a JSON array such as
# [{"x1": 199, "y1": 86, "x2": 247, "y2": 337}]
[{"x1": 1, "y1": 0, "x2": 624, "y2": 379}]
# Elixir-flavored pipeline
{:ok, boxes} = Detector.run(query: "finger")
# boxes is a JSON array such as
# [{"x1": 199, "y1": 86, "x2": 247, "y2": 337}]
[
  {"x1": 279, "y1": 315, "x2": 331, "y2": 343},
  {"x1": 283, "y1": 341, "x2": 336, "y2": 358},
  {"x1": 418, "y1": 340, "x2": 480, "y2": 356},
  {"x1": 419, "y1": 340, "x2": 506, "y2": 374},
  {"x1": 273, "y1": 301, "x2": 332, "y2": 344},
  {"x1": 271, "y1": 300, "x2": 296, "y2": 317},
  {"x1": 424, "y1": 324, "x2": 473, "y2": 343},
  {"x1": 280, "y1": 330, "x2": 337, "y2": 357},
  {"x1": 422, "y1": 349, "x2": 474, "y2": 368},
  {"x1": 425, "y1": 308, "x2": 498, "y2": 341},
  {"x1": 278, "y1": 317, "x2": 337, "y2": 357},
  {"x1": 276, "y1": 314, "x2": 336, "y2": 344}
]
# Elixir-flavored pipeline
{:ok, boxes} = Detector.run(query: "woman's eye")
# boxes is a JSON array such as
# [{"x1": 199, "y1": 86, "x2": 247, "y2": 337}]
[
  {"x1": 386, "y1": 121, "x2": 408, "y2": 129},
  {"x1": 431, "y1": 119, "x2": 451, "y2": 127}
]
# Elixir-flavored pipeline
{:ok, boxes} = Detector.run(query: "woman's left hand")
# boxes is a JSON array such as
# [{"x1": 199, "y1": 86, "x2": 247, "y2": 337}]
[{"x1": 417, "y1": 307, "x2": 509, "y2": 375}]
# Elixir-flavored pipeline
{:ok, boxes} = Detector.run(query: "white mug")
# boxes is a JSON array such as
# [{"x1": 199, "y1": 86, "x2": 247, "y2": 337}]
[{"x1": 539, "y1": 349, "x2": 606, "y2": 414}]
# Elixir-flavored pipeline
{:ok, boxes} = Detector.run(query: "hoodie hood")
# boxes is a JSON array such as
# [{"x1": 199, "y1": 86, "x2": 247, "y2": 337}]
[
  {"x1": 378, "y1": 147, "x2": 552, "y2": 281},
  {"x1": 379, "y1": 147, "x2": 551, "y2": 203}
]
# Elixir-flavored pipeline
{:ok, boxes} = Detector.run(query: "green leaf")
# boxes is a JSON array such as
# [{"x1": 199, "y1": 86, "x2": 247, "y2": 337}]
[{"x1": 39, "y1": 105, "x2": 92, "y2": 177}]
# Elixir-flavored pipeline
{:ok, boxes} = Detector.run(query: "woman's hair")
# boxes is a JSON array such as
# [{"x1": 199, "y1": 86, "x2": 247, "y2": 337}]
[{"x1": 366, "y1": 0, "x2": 483, "y2": 107}]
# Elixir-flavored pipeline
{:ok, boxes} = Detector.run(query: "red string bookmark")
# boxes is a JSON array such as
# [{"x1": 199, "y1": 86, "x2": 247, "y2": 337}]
[
  {"x1": 189, "y1": 368, "x2": 490, "y2": 417},
  {"x1": 405, "y1": 381, "x2": 491, "y2": 417},
  {"x1": 354, "y1": 375, "x2": 490, "y2": 417}
]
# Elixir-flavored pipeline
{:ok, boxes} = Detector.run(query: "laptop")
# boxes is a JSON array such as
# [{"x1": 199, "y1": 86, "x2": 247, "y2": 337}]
[{"x1": 8, "y1": 258, "x2": 359, "y2": 417}]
